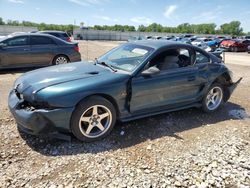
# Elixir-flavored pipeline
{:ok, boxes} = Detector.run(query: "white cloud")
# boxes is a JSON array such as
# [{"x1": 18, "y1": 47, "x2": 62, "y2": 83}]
[
  {"x1": 69, "y1": 0, "x2": 109, "y2": 6},
  {"x1": 163, "y1": 5, "x2": 177, "y2": 18},
  {"x1": 130, "y1": 16, "x2": 153, "y2": 25},
  {"x1": 93, "y1": 15, "x2": 118, "y2": 22},
  {"x1": 35, "y1": 7, "x2": 40, "y2": 10},
  {"x1": 8, "y1": 0, "x2": 24, "y2": 3}
]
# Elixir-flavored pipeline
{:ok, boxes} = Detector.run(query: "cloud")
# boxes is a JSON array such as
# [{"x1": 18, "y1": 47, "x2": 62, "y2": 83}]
[
  {"x1": 93, "y1": 15, "x2": 118, "y2": 22},
  {"x1": 35, "y1": 7, "x2": 40, "y2": 10},
  {"x1": 130, "y1": 16, "x2": 153, "y2": 25},
  {"x1": 69, "y1": 0, "x2": 109, "y2": 6},
  {"x1": 8, "y1": 0, "x2": 24, "y2": 3},
  {"x1": 163, "y1": 5, "x2": 177, "y2": 18}
]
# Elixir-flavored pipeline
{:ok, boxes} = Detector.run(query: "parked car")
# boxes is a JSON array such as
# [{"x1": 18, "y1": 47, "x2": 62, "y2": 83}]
[
  {"x1": 0, "y1": 33, "x2": 81, "y2": 69},
  {"x1": 38, "y1": 30, "x2": 72, "y2": 42},
  {"x1": 220, "y1": 39, "x2": 248, "y2": 52},
  {"x1": 248, "y1": 45, "x2": 250, "y2": 53},
  {"x1": 9, "y1": 41, "x2": 241, "y2": 142}
]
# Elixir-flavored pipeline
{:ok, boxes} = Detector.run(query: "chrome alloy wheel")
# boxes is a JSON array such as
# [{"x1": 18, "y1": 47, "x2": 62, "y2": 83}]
[
  {"x1": 206, "y1": 86, "x2": 223, "y2": 111},
  {"x1": 55, "y1": 56, "x2": 68, "y2": 65},
  {"x1": 79, "y1": 105, "x2": 112, "y2": 138}
]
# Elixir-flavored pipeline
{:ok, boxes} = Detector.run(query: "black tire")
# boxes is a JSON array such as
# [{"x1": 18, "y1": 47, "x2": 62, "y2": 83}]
[
  {"x1": 53, "y1": 55, "x2": 69, "y2": 65},
  {"x1": 202, "y1": 83, "x2": 224, "y2": 113},
  {"x1": 71, "y1": 96, "x2": 116, "y2": 142}
]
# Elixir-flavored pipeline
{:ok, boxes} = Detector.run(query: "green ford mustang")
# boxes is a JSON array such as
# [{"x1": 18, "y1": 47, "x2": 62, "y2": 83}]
[{"x1": 8, "y1": 41, "x2": 242, "y2": 142}]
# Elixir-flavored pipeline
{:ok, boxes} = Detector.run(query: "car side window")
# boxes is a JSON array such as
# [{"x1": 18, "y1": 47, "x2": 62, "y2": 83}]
[
  {"x1": 30, "y1": 36, "x2": 55, "y2": 45},
  {"x1": 148, "y1": 48, "x2": 191, "y2": 72},
  {"x1": 195, "y1": 51, "x2": 210, "y2": 64},
  {"x1": 5, "y1": 36, "x2": 29, "y2": 46}
]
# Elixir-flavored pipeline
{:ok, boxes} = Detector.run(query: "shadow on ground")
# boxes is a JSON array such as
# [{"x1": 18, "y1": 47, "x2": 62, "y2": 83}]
[{"x1": 18, "y1": 102, "x2": 246, "y2": 156}]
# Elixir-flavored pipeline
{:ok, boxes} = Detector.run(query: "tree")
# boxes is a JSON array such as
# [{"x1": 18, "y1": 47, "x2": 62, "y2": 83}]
[
  {"x1": 0, "y1": 17, "x2": 5, "y2": 25},
  {"x1": 220, "y1": 21, "x2": 243, "y2": 36}
]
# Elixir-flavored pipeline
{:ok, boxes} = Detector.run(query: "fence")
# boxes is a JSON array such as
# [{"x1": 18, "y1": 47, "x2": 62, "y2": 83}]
[
  {"x1": 0, "y1": 25, "x2": 38, "y2": 36},
  {"x1": 73, "y1": 29, "x2": 220, "y2": 41},
  {"x1": 73, "y1": 29, "x2": 179, "y2": 41}
]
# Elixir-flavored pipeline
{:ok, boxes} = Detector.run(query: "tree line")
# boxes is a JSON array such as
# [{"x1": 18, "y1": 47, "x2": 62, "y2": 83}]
[{"x1": 0, "y1": 17, "x2": 248, "y2": 36}]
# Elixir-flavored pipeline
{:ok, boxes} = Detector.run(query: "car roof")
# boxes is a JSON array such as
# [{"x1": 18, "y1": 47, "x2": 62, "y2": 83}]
[
  {"x1": 129, "y1": 40, "x2": 191, "y2": 49},
  {"x1": 39, "y1": 30, "x2": 66, "y2": 33}
]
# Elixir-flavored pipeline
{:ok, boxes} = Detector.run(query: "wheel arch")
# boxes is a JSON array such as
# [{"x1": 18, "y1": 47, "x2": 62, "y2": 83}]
[
  {"x1": 74, "y1": 93, "x2": 120, "y2": 118},
  {"x1": 212, "y1": 72, "x2": 232, "y2": 102},
  {"x1": 52, "y1": 54, "x2": 70, "y2": 65}
]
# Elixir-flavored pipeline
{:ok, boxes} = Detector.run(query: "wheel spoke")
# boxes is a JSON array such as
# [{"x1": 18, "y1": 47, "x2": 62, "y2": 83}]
[
  {"x1": 99, "y1": 112, "x2": 109, "y2": 120},
  {"x1": 86, "y1": 125, "x2": 94, "y2": 135},
  {"x1": 81, "y1": 116, "x2": 90, "y2": 123},
  {"x1": 92, "y1": 106, "x2": 98, "y2": 116},
  {"x1": 210, "y1": 99, "x2": 216, "y2": 105},
  {"x1": 96, "y1": 122, "x2": 105, "y2": 131}
]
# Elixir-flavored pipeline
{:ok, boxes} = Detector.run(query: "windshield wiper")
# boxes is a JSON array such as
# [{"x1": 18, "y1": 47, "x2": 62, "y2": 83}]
[{"x1": 97, "y1": 61, "x2": 117, "y2": 72}]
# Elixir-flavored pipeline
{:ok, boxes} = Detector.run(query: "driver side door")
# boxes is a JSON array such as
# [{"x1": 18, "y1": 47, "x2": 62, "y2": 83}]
[{"x1": 129, "y1": 48, "x2": 207, "y2": 115}]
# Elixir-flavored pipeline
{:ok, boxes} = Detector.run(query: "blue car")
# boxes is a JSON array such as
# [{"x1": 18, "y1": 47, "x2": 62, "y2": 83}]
[{"x1": 9, "y1": 41, "x2": 241, "y2": 142}]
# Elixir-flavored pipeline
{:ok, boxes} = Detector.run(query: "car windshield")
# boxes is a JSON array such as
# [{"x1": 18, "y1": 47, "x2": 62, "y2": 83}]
[{"x1": 97, "y1": 44, "x2": 154, "y2": 73}]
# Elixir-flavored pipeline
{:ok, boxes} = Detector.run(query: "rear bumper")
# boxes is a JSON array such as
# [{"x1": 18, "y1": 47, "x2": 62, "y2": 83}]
[
  {"x1": 228, "y1": 78, "x2": 242, "y2": 94},
  {"x1": 8, "y1": 90, "x2": 74, "y2": 135},
  {"x1": 225, "y1": 78, "x2": 242, "y2": 101},
  {"x1": 70, "y1": 52, "x2": 81, "y2": 62}
]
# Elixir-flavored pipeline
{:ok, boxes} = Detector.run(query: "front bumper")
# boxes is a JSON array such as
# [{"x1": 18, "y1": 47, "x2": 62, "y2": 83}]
[{"x1": 8, "y1": 90, "x2": 74, "y2": 135}]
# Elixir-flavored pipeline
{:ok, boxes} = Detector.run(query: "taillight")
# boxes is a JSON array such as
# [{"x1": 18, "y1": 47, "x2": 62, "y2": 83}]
[
  {"x1": 66, "y1": 37, "x2": 71, "y2": 42},
  {"x1": 74, "y1": 45, "x2": 79, "y2": 52}
]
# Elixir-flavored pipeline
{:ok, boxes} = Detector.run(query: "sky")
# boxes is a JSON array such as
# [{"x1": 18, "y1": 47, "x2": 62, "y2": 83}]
[{"x1": 0, "y1": 0, "x2": 250, "y2": 32}]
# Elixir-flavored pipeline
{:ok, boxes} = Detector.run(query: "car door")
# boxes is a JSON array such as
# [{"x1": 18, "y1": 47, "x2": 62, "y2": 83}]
[
  {"x1": 129, "y1": 48, "x2": 208, "y2": 114},
  {"x1": 30, "y1": 36, "x2": 57, "y2": 66},
  {"x1": 0, "y1": 35, "x2": 31, "y2": 68}
]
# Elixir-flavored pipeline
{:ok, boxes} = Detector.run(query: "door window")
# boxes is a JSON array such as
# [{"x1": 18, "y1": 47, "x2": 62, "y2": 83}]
[
  {"x1": 195, "y1": 51, "x2": 210, "y2": 64},
  {"x1": 148, "y1": 48, "x2": 191, "y2": 72},
  {"x1": 30, "y1": 36, "x2": 55, "y2": 45},
  {"x1": 5, "y1": 36, "x2": 29, "y2": 46}
]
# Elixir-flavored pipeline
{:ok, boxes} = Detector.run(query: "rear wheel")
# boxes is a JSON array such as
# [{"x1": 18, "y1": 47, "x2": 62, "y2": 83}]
[
  {"x1": 202, "y1": 83, "x2": 224, "y2": 113},
  {"x1": 71, "y1": 96, "x2": 116, "y2": 142},
  {"x1": 53, "y1": 55, "x2": 69, "y2": 65}
]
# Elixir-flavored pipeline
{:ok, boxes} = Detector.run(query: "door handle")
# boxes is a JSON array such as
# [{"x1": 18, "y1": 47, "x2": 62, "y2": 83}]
[
  {"x1": 23, "y1": 49, "x2": 29, "y2": 51},
  {"x1": 187, "y1": 76, "x2": 195, "y2": 81}
]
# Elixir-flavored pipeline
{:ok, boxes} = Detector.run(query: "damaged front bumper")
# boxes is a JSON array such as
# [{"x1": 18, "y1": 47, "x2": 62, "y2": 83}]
[
  {"x1": 8, "y1": 90, "x2": 74, "y2": 135},
  {"x1": 225, "y1": 77, "x2": 242, "y2": 101}
]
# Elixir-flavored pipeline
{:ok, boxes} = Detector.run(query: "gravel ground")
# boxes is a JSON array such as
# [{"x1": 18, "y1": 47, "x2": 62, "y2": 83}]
[{"x1": 0, "y1": 41, "x2": 250, "y2": 188}]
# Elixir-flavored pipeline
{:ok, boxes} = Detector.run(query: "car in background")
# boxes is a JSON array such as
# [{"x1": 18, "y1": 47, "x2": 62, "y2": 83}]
[
  {"x1": 0, "y1": 33, "x2": 81, "y2": 69},
  {"x1": 38, "y1": 30, "x2": 72, "y2": 42},
  {"x1": 248, "y1": 45, "x2": 250, "y2": 53},
  {"x1": 220, "y1": 39, "x2": 248, "y2": 52}
]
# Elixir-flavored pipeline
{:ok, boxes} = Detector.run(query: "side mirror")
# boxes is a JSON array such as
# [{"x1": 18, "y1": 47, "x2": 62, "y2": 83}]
[
  {"x1": 141, "y1": 66, "x2": 160, "y2": 77},
  {"x1": 0, "y1": 43, "x2": 7, "y2": 48}
]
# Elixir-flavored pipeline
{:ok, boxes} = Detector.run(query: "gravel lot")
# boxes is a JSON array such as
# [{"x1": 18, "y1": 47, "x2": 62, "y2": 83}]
[{"x1": 0, "y1": 41, "x2": 250, "y2": 188}]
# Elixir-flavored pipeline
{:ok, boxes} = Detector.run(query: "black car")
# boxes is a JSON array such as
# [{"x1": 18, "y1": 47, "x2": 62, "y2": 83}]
[
  {"x1": 38, "y1": 31, "x2": 71, "y2": 42},
  {"x1": 0, "y1": 33, "x2": 81, "y2": 69}
]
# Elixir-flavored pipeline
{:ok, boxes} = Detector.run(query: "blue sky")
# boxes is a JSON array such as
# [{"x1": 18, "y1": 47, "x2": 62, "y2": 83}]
[{"x1": 1, "y1": 0, "x2": 250, "y2": 31}]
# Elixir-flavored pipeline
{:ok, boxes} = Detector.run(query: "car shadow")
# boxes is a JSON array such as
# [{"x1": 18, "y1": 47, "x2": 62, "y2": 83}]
[{"x1": 19, "y1": 102, "x2": 247, "y2": 156}]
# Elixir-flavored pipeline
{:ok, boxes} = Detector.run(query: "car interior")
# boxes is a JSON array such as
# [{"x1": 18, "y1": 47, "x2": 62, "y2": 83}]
[{"x1": 148, "y1": 48, "x2": 195, "y2": 71}]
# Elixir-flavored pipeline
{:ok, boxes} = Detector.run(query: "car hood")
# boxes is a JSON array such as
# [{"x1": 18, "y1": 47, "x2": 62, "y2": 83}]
[{"x1": 14, "y1": 61, "x2": 116, "y2": 94}]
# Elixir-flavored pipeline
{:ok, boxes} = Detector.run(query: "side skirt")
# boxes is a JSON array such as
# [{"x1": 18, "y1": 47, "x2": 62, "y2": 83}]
[{"x1": 119, "y1": 103, "x2": 202, "y2": 122}]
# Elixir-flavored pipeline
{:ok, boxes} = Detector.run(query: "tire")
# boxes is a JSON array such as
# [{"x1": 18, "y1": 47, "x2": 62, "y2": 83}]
[
  {"x1": 71, "y1": 96, "x2": 116, "y2": 142},
  {"x1": 53, "y1": 55, "x2": 69, "y2": 65},
  {"x1": 202, "y1": 83, "x2": 224, "y2": 113}
]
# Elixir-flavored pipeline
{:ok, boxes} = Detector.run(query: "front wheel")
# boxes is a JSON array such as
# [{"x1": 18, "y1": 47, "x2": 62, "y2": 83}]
[
  {"x1": 71, "y1": 96, "x2": 116, "y2": 142},
  {"x1": 202, "y1": 83, "x2": 224, "y2": 113}
]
